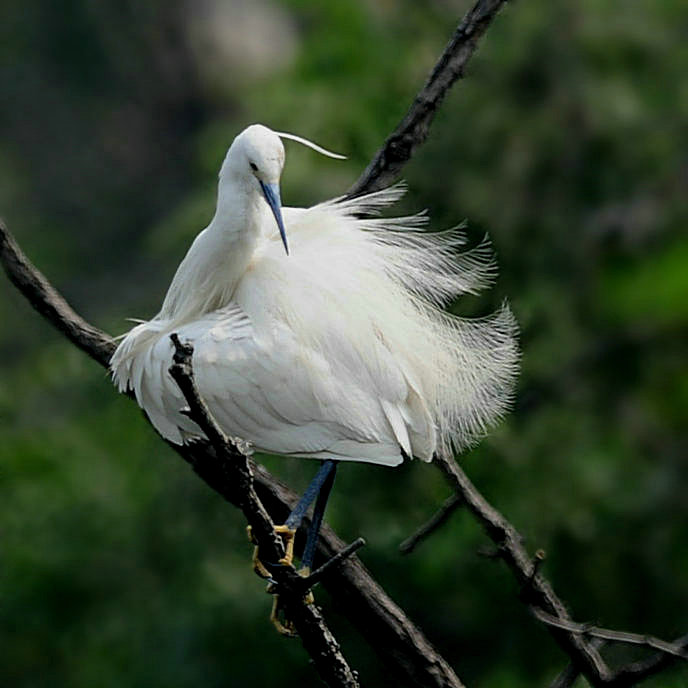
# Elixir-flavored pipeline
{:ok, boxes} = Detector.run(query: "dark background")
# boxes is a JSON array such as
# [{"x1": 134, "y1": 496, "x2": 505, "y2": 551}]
[{"x1": 1, "y1": 1, "x2": 687, "y2": 686}]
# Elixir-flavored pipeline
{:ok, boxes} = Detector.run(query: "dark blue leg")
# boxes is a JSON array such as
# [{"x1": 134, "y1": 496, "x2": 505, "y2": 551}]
[
  {"x1": 253, "y1": 460, "x2": 339, "y2": 579},
  {"x1": 284, "y1": 460, "x2": 337, "y2": 531},
  {"x1": 301, "y1": 462, "x2": 337, "y2": 571}
]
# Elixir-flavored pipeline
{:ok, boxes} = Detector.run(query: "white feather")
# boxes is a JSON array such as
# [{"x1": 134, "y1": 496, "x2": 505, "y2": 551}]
[
  {"x1": 275, "y1": 130, "x2": 346, "y2": 159},
  {"x1": 110, "y1": 124, "x2": 518, "y2": 466}
]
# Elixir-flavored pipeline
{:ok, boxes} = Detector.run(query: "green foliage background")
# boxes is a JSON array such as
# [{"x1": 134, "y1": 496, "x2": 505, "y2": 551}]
[{"x1": 1, "y1": 1, "x2": 687, "y2": 686}]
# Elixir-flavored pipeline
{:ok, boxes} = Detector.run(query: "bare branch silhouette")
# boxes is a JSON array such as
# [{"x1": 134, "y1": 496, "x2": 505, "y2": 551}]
[
  {"x1": 399, "y1": 494, "x2": 463, "y2": 555},
  {"x1": 348, "y1": 0, "x2": 509, "y2": 197},
  {"x1": 435, "y1": 454, "x2": 688, "y2": 686}
]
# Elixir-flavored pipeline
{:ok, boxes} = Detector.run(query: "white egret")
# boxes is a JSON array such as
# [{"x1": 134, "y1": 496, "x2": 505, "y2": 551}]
[{"x1": 110, "y1": 123, "x2": 518, "y2": 589}]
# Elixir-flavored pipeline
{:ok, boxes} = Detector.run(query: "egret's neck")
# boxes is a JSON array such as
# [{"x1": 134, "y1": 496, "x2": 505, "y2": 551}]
[
  {"x1": 213, "y1": 172, "x2": 264, "y2": 232},
  {"x1": 159, "y1": 176, "x2": 267, "y2": 323}
]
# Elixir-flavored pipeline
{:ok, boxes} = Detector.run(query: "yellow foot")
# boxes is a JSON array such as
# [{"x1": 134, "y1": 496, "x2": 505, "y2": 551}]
[
  {"x1": 269, "y1": 592, "x2": 298, "y2": 637},
  {"x1": 246, "y1": 524, "x2": 315, "y2": 636},
  {"x1": 297, "y1": 566, "x2": 315, "y2": 605},
  {"x1": 267, "y1": 570, "x2": 315, "y2": 637},
  {"x1": 274, "y1": 524, "x2": 296, "y2": 566},
  {"x1": 247, "y1": 524, "x2": 297, "y2": 579}
]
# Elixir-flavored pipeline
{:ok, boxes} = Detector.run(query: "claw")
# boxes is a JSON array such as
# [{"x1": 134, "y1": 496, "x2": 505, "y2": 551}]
[
  {"x1": 269, "y1": 593, "x2": 298, "y2": 637},
  {"x1": 246, "y1": 524, "x2": 314, "y2": 636},
  {"x1": 274, "y1": 524, "x2": 296, "y2": 566},
  {"x1": 247, "y1": 524, "x2": 297, "y2": 579},
  {"x1": 247, "y1": 525, "x2": 272, "y2": 579},
  {"x1": 266, "y1": 571, "x2": 314, "y2": 636}
]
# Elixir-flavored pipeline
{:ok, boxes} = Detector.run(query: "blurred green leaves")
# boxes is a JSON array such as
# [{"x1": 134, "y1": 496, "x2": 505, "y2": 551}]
[{"x1": 601, "y1": 238, "x2": 688, "y2": 327}]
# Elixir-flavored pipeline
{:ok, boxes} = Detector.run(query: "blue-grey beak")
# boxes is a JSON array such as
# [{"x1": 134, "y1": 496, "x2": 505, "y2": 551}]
[{"x1": 259, "y1": 181, "x2": 289, "y2": 255}]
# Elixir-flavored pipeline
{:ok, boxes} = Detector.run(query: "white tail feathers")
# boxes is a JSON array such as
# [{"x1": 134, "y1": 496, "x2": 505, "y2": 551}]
[{"x1": 323, "y1": 186, "x2": 520, "y2": 458}]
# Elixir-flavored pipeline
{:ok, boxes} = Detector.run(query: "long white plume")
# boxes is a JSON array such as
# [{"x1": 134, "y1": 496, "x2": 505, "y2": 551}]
[{"x1": 276, "y1": 131, "x2": 347, "y2": 159}]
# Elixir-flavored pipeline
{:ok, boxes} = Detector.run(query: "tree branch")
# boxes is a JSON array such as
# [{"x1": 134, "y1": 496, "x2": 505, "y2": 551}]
[
  {"x1": 548, "y1": 640, "x2": 606, "y2": 688},
  {"x1": 246, "y1": 456, "x2": 466, "y2": 688},
  {"x1": 434, "y1": 454, "x2": 614, "y2": 685},
  {"x1": 348, "y1": 0, "x2": 509, "y2": 197},
  {"x1": 399, "y1": 493, "x2": 464, "y2": 555},
  {"x1": 532, "y1": 608, "x2": 688, "y2": 662},
  {"x1": 173, "y1": 432, "x2": 466, "y2": 688},
  {"x1": 0, "y1": 223, "x2": 115, "y2": 367},
  {"x1": 606, "y1": 632, "x2": 688, "y2": 688},
  {"x1": 435, "y1": 454, "x2": 688, "y2": 687},
  {"x1": 536, "y1": 608, "x2": 688, "y2": 687}
]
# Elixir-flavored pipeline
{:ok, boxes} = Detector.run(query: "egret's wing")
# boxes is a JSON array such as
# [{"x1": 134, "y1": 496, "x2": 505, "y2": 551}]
[
  {"x1": 113, "y1": 302, "x2": 410, "y2": 466},
  {"x1": 193, "y1": 315, "x2": 408, "y2": 466},
  {"x1": 111, "y1": 304, "x2": 251, "y2": 444}
]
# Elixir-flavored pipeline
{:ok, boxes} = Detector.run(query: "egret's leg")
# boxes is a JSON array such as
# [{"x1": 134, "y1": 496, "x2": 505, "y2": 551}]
[
  {"x1": 253, "y1": 460, "x2": 340, "y2": 636},
  {"x1": 300, "y1": 462, "x2": 338, "y2": 573},
  {"x1": 284, "y1": 460, "x2": 338, "y2": 533},
  {"x1": 250, "y1": 460, "x2": 338, "y2": 575}
]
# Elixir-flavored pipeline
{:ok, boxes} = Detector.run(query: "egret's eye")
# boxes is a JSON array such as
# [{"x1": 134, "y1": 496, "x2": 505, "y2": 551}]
[{"x1": 249, "y1": 162, "x2": 258, "y2": 172}]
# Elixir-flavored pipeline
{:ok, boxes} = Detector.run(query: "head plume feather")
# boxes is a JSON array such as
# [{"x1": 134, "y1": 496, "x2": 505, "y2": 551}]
[{"x1": 276, "y1": 131, "x2": 346, "y2": 160}]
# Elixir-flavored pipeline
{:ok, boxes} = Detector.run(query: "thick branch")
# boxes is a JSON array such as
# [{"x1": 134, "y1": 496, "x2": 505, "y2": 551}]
[
  {"x1": 348, "y1": 0, "x2": 508, "y2": 197},
  {"x1": 0, "y1": 221, "x2": 115, "y2": 367},
  {"x1": 249, "y1": 461, "x2": 466, "y2": 687}
]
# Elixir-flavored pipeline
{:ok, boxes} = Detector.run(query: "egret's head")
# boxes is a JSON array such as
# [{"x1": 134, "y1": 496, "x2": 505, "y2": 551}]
[
  {"x1": 221, "y1": 124, "x2": 287, "y2": 252},
  {"x1": 233, "y1": 124, "x2": 286, "y2": 185},
  {"x1": 221, "y1": 123, "x2": 345, "y2": 256}
]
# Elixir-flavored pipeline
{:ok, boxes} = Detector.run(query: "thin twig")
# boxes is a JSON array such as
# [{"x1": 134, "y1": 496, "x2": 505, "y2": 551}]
[
  {"x1": 547, "y1": 629, "x2": 688, "y2": 688},
  {"x1": 303, "y1": 538, "x2": 367, "y2": 589},
  {"x1": 547, "y1": 662, "x2": 580, "y2": 688},
  {"x1": 348, "y1": 0, "x2": 509, "y2": 197},
  {"x1": 606, "y1": 633, "x2": 688, "y2": 688},
  {"x1": 399, "y1": 493, "x2": 463, "y2": 555},
  {"x1": 533, "y1": 608, "x2": 688, "y2": 661},
  {"x1": 548, "y1": 639, "x2": 606, "y2": 688}
]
